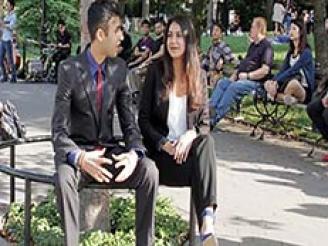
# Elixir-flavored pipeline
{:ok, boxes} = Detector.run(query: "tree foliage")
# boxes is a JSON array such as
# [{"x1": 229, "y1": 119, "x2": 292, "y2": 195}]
[
  {"x1": 227, "y1": 0, "x2": 267, "y2": 30},
  {"x1": 15, "y1": 0, "x2": 79, "y2": 43},
  {"x1": 125, "y1": 0, "x2": 186, "y2": 18}
]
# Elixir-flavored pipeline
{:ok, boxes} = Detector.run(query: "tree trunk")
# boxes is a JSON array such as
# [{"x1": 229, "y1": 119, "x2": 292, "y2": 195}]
[
  {"x1": 40, "y1": 0, "x2": 47, "y2": 53},
  {"x1": 192, "y1": 0, "x2": 207, "y2": 45},
  {"x1": 0, "y1": 0, "x2": 3, "y2": 18},
  {"x1": 207, "y1": 0, "x2": 214, "y2": 33},
  {"x1": 266, "y1": 0, "x2": 274, "y2": 31},
  {"x1": 313, "y1": 0, "x2": 328, "y2": 88},
  {"x1": 221, "y1": 0, "x2": 229, "y2": 33},
  {"x1": 142, "y1": 0, "x2": 150, "y2": 19},
  {"x1": 79, "y1": 0, "x2": 111, "y2": 232},
  {"x1": 80, "y1": 0, "x2": 93, "y2": 50}
]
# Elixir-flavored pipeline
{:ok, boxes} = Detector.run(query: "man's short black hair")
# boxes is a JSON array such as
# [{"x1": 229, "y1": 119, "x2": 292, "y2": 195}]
[
  {"x1": 8, "y1": 0, "x2": 15, "y2": 8},
  {"x1": 154, "y1": 18, "x2": 165, "y2": 26},
  {"x1": 141, "y1": 19, "x2": 151, "y2": 27},
  {"x1": 211, "y1": 21, "x2": 224, "y2": 34},
  {"x1": 58, "y1": 19, "x2": 66, "y2": 26},
  {"x1": 88, "y1": 0, "x2": 122, "y2": 41}
]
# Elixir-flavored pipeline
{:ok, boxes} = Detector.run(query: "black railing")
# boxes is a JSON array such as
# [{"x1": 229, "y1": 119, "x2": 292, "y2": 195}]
[{"x1": 0, "y1": 135, "x2": 198, "y2": 245}]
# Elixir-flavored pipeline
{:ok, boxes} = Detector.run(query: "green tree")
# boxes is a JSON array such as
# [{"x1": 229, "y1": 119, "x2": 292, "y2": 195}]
[
  {"x1": 228, "y1": 0, "x2": 267, "y2": 30},
  {"x1": 266, "y1": 0, "x2": 274, "y2": 30},
  {"x1": 16, "y1": 0, "x2": 79, "y2": 43},
  {"x1": 192, "y1": 0, "x2": 207, "y2": 42},
  {"x1": 142, "y1": 0, "x2": 149, "y2": 18}
]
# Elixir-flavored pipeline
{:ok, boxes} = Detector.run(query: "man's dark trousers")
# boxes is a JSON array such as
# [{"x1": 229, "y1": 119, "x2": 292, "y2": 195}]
[
  {"x1": 54, "y1": 155, "x2": 158, "y2": 246},
  {"x1": 307, "y1": 97, "x2": 328, "y2": 139}
]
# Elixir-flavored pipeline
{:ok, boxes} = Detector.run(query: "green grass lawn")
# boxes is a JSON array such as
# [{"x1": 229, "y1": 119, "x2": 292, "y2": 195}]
[
  {"x1": 233, "y1": 95, "x2": 319, "y2": 141},
  {"x1": 198, "y1": 33, "x2": 318, "y2": 141},
  {"x1": 22, "y1": 32, "x2": 318, "y2": 141},
  {"x1": 110, "y1": 32, "x2": 320, "y2": 141},
  {"x1": 132, "y1": 32, "x2": 314, "y2": 65},
  {"x1": 200, "y1": 33, "x2": 315, "y2": 64}
]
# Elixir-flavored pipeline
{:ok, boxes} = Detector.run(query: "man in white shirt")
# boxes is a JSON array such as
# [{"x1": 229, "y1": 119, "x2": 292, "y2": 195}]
[{"x1": 0, "y1": 0, "x2": 17, "y2": 83}]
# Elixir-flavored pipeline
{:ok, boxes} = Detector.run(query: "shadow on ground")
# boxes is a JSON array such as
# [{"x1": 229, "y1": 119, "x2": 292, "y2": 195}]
[{"x1": 213, "y1": 131, "x2": 328, "y2": 202}]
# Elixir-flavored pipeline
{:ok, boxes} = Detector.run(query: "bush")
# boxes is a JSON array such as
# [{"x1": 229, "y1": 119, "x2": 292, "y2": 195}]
[
  {"x1": 3, "y1": 191, "x2": 63, "y2": 245},
  {"x1": 2, "y1": 191, "x2": 188, "y2": 246}
]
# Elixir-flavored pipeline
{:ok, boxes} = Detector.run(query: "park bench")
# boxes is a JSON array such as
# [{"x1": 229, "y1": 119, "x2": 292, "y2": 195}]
[
  {"x1": 212, "y1": 60, "x2": 326, "y2": 157},
  {"x1": 250, "y1": 88, "x2": 327, "y2": 157},
  {"x1": 0, "y1": 135, "x2": 198, "y2": 246},
  {"x1": 250, "y1": 86, "x2": 305, "y2": 136},
  {"x1": 247, "y1": 64, "x2": 325, "y2": 157}
]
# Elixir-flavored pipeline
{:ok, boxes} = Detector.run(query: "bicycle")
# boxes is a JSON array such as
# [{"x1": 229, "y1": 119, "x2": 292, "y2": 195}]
[{"x1": 23, "y1": 39, "x2": 57, "y2": 83}]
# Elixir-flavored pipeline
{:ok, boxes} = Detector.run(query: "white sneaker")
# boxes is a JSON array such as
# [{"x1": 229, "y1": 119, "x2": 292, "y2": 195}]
[
  {"x1": 284, "y1": 95, "x2": 298, "y2": 105},
  {"x1": 267, "y1": 93, "x2": 275, "y2": 101}
]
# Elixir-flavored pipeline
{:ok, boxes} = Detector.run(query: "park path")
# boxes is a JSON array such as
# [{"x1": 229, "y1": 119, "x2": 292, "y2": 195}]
[{"x1": 1, "y1": 83, "x2": 327, "y2": 246}]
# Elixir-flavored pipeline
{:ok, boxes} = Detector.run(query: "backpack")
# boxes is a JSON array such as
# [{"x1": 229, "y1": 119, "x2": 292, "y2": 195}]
[{"x1": 0, "y1": 100, "x2": 26, "y2": 141}]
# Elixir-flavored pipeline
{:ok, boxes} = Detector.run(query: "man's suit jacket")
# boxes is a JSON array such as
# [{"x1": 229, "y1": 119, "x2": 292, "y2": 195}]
[
  {"x1": 138, "y1": 60, "x2": 210, "y2": 155},
  {"x1": 52, "y1": 49, "x2": 145, "y2": 166}
]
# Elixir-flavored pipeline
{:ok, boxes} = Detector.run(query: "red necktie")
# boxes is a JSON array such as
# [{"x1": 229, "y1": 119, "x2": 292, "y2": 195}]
[{"x1": 96, "y1": 66, "x2": 103, "y2": 112}]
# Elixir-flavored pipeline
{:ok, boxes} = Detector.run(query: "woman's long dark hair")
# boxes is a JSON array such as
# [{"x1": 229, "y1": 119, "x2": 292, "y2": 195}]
[
  {"x1": 290, "y1": 19, "x2": 310, "y2": 54},
  {"x1": 162, "y1": 15, "x2": 203, "y2": 110}
]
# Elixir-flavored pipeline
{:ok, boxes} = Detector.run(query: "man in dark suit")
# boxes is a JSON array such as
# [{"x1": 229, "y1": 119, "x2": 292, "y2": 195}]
[{"x1": 51, "y1": 1, "x2": 158, "y2": 245}]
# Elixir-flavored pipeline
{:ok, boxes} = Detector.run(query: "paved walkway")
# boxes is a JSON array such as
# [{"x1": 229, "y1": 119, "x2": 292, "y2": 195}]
[{"x1": 1, "y1": 83, "x2": 328, "y2": 246}]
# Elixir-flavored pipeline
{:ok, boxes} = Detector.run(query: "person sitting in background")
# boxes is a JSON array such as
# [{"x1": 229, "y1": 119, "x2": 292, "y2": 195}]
[
  {"x1": 118, "y1": 26, "x2": 132, "y2": 62},
  {"x1": 128, "y1": 19, "x2": 154, "y2": 68},
  {"x1": 53, "y1": 19, "x2": 71, "y2": 80},
  {"x1": 307, "y1": 76, "x2": 328, "y2": 161},
  {"x1": 265, "y1": 20, "x2": 315, "y2": 105},
  {"x1": 229, "y1": 13, "x2": 242, "y2": 36},
  {"x1": 138, "y1": 15, "x2": 218, "y2": 246},
  {"x1": 143, "y1": 18, "x2": 165, "y2": 65},
  {"x1": 210, "y1": 17, "x2": 273, "y2": 130},
  {"x1": 202, "y1": 22, "x2": 234, "y2": 87}
]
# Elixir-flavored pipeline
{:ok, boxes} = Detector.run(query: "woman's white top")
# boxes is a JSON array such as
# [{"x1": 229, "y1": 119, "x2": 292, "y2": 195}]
[
  {"x1": 289, "y1": 54, "x2": 307, "y2": 87},
  {"x1": 272, "y1": 3, "x2": 285, "y2": 24},
  {"x1": 167, "y1": 91, "x2": 187, "y2": 141}
]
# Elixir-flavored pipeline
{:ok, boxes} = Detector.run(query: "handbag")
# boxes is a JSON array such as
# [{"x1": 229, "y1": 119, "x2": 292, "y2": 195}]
[{"x1": 0, "y1": 100, "x2": 26, "y2": 141}]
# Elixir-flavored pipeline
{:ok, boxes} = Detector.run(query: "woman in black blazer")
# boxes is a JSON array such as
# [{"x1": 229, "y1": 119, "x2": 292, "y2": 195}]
[{"x1": 139, "y1": 16, "x2": 217, "y2": 246}]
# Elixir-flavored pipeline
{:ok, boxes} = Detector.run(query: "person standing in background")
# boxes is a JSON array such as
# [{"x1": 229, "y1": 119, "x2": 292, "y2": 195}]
[
  {"x1": 272, "y1": 0, "x2": 286, "y2": 35},
  {"x1": 0, "y1": 0, "x2": 17, "y2": 83}
]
